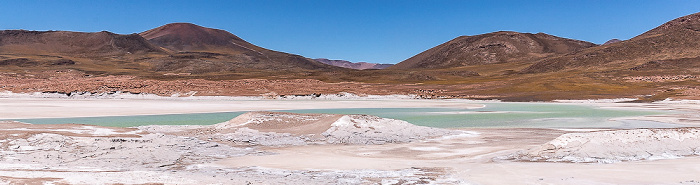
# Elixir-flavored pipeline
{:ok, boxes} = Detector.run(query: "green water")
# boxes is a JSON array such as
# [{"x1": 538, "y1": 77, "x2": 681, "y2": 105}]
[
  {"x1": 13, "y1": 112, "x2": 246, "y2": 128},
  {"x1": 9, "y1": 103, "x2": 679, "y2": 129},
  {"x1": 283, "y1": 103, "x2": 676, "y2": 128}
]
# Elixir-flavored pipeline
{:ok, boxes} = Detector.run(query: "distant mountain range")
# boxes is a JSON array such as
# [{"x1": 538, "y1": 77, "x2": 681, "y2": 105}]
[
  {"x1": 313, "y1": 58, "x2": 392, "y2": 70},
  {"x1": 0, "y1": 23, "x2": 341, "y2": 76},
  {"x1": 1, "y1": 12, "x2": 700, "y2": 100},
  {"x1": 602, "y1": 39, "x2": 622, "y2": 45}
]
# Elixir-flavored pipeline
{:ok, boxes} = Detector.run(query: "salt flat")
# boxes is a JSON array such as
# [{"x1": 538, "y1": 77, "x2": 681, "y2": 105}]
[{"x1": 2, "y1": 98, "x2": 700, "y2": 184}]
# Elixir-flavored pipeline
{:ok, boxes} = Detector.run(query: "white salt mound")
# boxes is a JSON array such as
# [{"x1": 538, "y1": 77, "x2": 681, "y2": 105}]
[
  {"x1": 323, "y1": 114, "x2": 459, "y2": 144},
  {"x1": 212, "y1": 112, "x2": 466, "y2": 145},
  {"x1": 509, "y1": 128, "x2": 700, "y2": 163}
]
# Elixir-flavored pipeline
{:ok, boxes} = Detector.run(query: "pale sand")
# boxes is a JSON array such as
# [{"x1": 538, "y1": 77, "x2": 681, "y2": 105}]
[{"x1": 0, "y1": 98, "x2": 484, "y2": 119}]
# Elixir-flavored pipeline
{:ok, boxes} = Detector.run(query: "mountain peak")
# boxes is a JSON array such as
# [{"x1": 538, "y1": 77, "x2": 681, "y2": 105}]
[{"x1": 139, "y1": 23, "x2": 247, "y2": 52}]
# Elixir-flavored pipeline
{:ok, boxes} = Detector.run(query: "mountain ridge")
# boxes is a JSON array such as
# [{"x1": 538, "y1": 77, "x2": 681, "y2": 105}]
[
  {"x1": 522, "y1": 12, "x2": 700, "y2": 74},
  {"x1": 390, "y1": 31, "x2": 597, "y2": 69},
  {"x1": 0, "y1": 30, "x2": 163, "y2": 56},
  {"x1": 313, "y1": 58, "x2": 392, "y2": 70},
  {"x1": 2, "y1": 12, "x2": 700, "y2": 101},
  {"x1": 139, "y1": 23, "x2": 338, "y2": 72}
]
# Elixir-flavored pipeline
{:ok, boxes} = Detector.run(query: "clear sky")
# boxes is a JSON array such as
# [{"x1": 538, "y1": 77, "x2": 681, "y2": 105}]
[{"x1": 1, "y1": 0, "x2": 699, "y2": 64}]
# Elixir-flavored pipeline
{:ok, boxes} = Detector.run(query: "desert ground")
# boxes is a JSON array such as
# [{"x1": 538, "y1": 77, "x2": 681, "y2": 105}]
[{"x1": 1, "y1": 97, "x2": 700, "y2": 184}]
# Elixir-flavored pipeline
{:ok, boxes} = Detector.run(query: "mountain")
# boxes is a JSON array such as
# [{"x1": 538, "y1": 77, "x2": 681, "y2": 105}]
[
  {"x1": 602, "y1": 39, "x2": 622, "y2": 45},
  {"x1": 139, "y1": 23, "x2": 338, "y2": 72},
  {"x1": 0, "y1": 30, "x2": 162, "y2": 56},
  {"x1": 0, "y1": 23, "x2": 341, "y2": 77},
  {"x1": 523, "y1": 12, "x2": 700, "y2": 73},
  {"x1": 3, "y1": 13, "x2": 700, "y2": 101},
  {"x1": 313, "y1": 58, "x2": 393, "y2": 70},
  {"x1": 139, "y1": 23, "x2": 256, "y2": 52},
  {"x1": 390, "y1": 31, "x2": 597, "y2": 69}
]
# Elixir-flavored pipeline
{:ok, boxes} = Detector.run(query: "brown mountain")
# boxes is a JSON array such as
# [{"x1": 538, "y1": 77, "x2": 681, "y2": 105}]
[
  {"x1": 0, "y1": 23, "x2": 342, "y2": 78},
  {"x1": 0, "y1": 30, "x2": 162, "y2": 56},
  {"x1": 390, "y1": 31, "x2": 597, "y2": 69},
  {"x1": 4, "y1": 13, "x2": 700, "y2": 101},
  {"x1": 139, "y1": 23, "x2": 336, "y2": 71},
  {"x1": 313, "y1": 58, "x2": 393, "y2": 70},
  {"x1": 523, "y1": 12, "x2": 700, "y2": 73}
]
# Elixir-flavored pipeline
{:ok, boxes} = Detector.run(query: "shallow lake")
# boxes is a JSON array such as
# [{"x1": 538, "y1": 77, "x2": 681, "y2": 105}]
[{"x1": 11, "y1": 103, "x2": 683, "y2": 129}]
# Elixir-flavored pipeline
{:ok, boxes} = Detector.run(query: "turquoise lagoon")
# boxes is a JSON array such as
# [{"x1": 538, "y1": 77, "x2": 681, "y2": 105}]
[{"x1": 10, "y1": 103, "x2": 682, "y2": 129}]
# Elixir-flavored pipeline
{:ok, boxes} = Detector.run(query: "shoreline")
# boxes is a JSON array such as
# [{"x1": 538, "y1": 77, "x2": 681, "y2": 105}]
[{"x1": 2, "y1": 95, "x2": 699, "y2": 128}]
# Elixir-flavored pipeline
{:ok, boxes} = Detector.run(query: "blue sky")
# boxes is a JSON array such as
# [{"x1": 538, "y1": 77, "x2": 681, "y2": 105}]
[{"x1": 1, "y1": 1, "x2": 699, "y2": 64}]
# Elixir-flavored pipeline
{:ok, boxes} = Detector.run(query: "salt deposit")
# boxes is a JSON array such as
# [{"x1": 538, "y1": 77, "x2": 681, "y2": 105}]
[
  {"x1": 0, "y1": 111, "x2": 470, "y2": 184},
  {"x1": 553, "y1": 98, "x2": 639, "y2": 103},
  {"x1": 507, "y1": 128, "x2": 700, "y2": 163},
  {"x1": 323, "y1": 114, "x2": 466, "y2": 144},
  {"x1": 149, "y1": 111, "x2": 469, "y2": 146}
]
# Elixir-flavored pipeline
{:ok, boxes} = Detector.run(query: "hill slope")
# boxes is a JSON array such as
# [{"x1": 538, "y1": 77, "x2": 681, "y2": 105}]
[
  {"x1": 523, "y1": 12, "x2": 700, "y2": 73},
  {"x1": 390, "y1": 31, "x2": 596, "y2": 69}
]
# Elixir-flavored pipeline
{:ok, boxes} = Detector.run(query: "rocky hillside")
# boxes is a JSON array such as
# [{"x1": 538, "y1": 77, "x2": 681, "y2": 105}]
[
  {"x1": 390, "y1": 31, "x2": 597, "y2": 69},
  {"x1": 0, "y1": 30, "x2": 162, "y2": 56},
  {"x1": 523, "y1": 12, "x2": 700, "y2": 73},
  {"x1": 313, "y1": 58, "x2": 392, "y2": 70}
]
